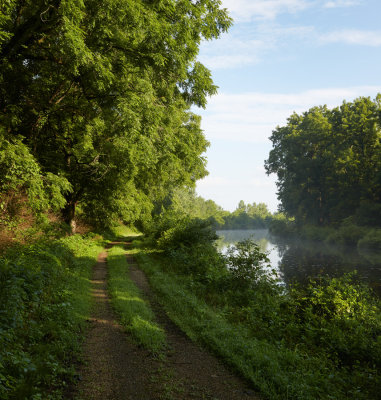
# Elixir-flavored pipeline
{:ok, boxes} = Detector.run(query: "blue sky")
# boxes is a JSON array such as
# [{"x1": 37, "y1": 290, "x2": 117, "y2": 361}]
[{"x1": 195, "y1": 0, "x2": 381, "y2": 212}]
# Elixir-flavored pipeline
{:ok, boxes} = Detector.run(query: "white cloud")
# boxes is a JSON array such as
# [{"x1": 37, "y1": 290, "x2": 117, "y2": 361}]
[
  {"x1": 323, "y1": 0, "x2": 361, "y2": 8},
  {"x1": 199, "y1": 86, "x2": 381, "y2": 144},
  {"x1": 220, "y1": 0, "x2": 361, "y2": 21},
  {"x1": 199, "y1": 25, "x2": 313, "y2": 70},
  {"x1": 320, "y1": 29, "x2": 381, "y2": 46},
  {"x1": 221, "y1": 0, "x2": 309, "y2": 22}
]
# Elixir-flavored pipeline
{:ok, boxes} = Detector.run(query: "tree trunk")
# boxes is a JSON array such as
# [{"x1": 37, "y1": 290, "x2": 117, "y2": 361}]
[{"x1": 62, "y1": 200, "x2": 77, "y2": 234}]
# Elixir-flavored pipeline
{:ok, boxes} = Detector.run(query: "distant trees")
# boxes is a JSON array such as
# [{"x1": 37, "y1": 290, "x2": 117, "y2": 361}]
[
  {"x1": 221, "y1": 200, "x2": 272, "y2": 229},
  {"x1": 0, "y1": 0, "x2": 231, "y2": 230},
  {"x1": 265, "y1": 96, "x2": 381, "y2": 227}
]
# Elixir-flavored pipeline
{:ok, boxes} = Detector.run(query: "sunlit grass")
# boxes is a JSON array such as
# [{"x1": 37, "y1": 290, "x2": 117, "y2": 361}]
[{"x1": 107, "y1": 245, "x2": 166, "y2": 354}]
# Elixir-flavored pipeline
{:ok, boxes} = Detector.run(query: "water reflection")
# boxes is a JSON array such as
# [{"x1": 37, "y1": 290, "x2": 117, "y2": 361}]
[{"x1": 216, "y1": 229, "x2": 381, "y2": 294}]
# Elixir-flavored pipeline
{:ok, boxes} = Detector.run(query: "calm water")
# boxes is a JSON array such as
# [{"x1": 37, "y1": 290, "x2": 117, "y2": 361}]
[{"x1": 216, "y1": 229, "x2": 381, "y2": 294}]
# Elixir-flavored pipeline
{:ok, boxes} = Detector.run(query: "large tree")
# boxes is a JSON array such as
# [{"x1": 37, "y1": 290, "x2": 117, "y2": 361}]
[
  {"x1": 0, "y1": 0, "x2": 231, "y2": 230},
  {"x1": 265, "y1": 96, "x2": 381, "y2": 226}
]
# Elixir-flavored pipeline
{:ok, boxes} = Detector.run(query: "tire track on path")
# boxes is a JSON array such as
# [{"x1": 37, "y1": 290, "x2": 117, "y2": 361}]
[
  {"x1": 75, "y1": 244, "x2": 162, "y2": 400},
  {"x1": 126, "y1": 250, "x2": 260, "y2": 400}
]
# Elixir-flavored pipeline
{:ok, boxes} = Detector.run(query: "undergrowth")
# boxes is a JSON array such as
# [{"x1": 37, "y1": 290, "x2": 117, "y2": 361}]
[
  {"x1": 133, "y1": 218, "x2": 381, "y2": 400},
  {"x1": 0, "y1": 233, "x2": 104, "y2": 399}
]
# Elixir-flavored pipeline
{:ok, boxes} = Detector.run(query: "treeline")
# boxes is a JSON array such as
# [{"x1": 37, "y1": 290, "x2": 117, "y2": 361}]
[
  {"x1": 219, "y1": 200, "x2": 273, "y2": 229},
  {"x1": 265, "y1": 95, "x2": 381, "y2": 249},
  {"x1": 147, "y1": 187, "x2": 274, "y2": 231},
  {"x1": 0, "y1": 0, "x2": 231, "y2": 236}
]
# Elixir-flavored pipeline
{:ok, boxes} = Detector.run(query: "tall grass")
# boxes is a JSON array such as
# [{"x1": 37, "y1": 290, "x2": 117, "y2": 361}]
[{"x1": 0, "y1": 233, "x2": 104, "y2": 399}]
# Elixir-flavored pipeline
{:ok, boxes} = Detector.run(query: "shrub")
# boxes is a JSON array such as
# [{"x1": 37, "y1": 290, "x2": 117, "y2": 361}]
[
  {"x1": 268, "y1": 213, "x2": 296, "y2": 237},
  {"x1": 0, "y1": 235, "x2": 103, "y2": 399},
  {"x1": 301, "y1": 224, "x2": 335, "y2": 242},
  {"x1": 325, "y1": 219, "x2": 367, "y2": 246},
  {"x1": 358, "y1": 229, "x2": 381, "y2": 253},
  {"x1": 224, "y1": 239, "x2": 276, "y2": 290}
]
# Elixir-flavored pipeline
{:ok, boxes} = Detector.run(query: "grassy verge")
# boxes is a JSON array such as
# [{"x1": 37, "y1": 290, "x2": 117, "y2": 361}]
[
  {"x1": 0, "y1": 233, "x2": 105, "y2": 399},
  {"x1": 107, "y1": 244, "x2": 166, "y2": 354},
  {"x1": 135, "y1": 249, "x2": 380, "y2": 400}
]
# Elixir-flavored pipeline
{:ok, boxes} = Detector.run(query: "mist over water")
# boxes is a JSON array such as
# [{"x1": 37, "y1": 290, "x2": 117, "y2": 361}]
[{"x1": 217, "y1": 229, "x2": 381, "y2": 294}]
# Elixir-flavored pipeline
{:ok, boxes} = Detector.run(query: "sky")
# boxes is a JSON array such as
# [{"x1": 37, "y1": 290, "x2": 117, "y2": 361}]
[{"x1": 194, "y1": 0, "x2": 381, "y2": 213}]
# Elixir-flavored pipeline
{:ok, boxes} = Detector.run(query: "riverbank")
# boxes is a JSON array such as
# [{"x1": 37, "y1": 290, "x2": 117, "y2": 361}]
[
  {"x1": 269, "y1": 216, "x2": 381, "y2": 252},
  {"x1": 139, "y1": 218, "x2": 381, "y2": 400}
]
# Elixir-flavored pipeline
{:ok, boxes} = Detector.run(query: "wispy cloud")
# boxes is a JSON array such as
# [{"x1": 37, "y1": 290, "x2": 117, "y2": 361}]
[
  {"x1": 199, "y1": 86, "x2": 381, "y2": 144},
  {"x1": 320, "y1": 29, "x2": 381, "y2": 46},
  {"x1": 221, "y1": 0, "x2": 309, "y2": 22},
  {"x1": 221, "y1": 0, "x2": 360, "y2": 21},
  {"x1": 198, "y1": 34, "x2": 269, "y2": 69},
  {"x1": 199, "y1": 24, "x2": 313, "y2": 70},
  {"x1": 323, "y1": 0, "x2": 361, "y2": 8}
]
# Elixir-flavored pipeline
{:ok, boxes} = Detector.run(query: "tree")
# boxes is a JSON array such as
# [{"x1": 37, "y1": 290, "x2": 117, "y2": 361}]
[
  {"x1": 0, "y1": 0, "x2": 232, "y2": 230},
  {"x1": 265, "y1": 96, "x2": 381, "y2": 226}
]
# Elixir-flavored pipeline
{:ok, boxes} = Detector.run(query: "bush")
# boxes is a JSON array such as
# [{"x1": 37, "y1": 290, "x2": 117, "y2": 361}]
[
  {"x1": 0, "y1": 235, "x2": 103, "y2": 399},
  {"x1": 354, "y1": 201, "x2": 381, "y2": 227},
  {"x1": 300, "y1": 224, "x2": 335, "y2": 242},
  {"x1": 325, "y1": 219, "x2": 367, "y2": 246},
  {"x1": 224, "y1": 239, "x2": 276, "y2": 290},
  {"x1": 268, "y1": 213, "x2": 296, "y2": 237},
  {"x1": 156, "y1": 217, "x2": 218, "y2": 251},
  {"x1": 358, "y1": 229, "x2": 381, "y2": 253}
]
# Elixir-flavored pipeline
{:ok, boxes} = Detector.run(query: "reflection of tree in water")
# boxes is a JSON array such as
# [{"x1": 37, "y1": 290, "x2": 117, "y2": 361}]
[
  {"x1": 216, "y1": 230, "x2": 381, "y2": 295},
  {"x1": 279, "y1": 242, "x2": 381, "y2": 295},
  {"x1": 216, "y1": 230, "x2": 271, "y2": 254}
]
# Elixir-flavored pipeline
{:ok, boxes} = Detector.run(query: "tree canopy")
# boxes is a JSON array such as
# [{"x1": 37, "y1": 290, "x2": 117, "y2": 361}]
[
  {"x1": 265, "y1": 96, "x2": 381, "y2": 226},
  {"x1": 0, "y1": 0, "x2": 232, "y2": 230}
]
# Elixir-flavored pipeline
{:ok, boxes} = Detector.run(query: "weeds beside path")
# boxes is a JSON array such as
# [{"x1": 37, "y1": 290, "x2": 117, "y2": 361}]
[{"x1": 75, "y1": 239, "x2": 260, "y2": 400}]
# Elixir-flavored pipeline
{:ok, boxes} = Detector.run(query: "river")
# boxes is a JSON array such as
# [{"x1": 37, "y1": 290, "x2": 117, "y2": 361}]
[{"x1": 216, "y1": 229, "x2": 381, "y2": 294}]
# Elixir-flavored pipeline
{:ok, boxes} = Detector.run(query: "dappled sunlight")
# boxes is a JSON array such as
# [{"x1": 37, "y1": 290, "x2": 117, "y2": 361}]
[
  {"x1": 118, "y1": 295, "x2": 145, "y2": 303},
  {"x1": 87, "y1": 317, "x2": 115, "y2": 326},
  {"x1": 131, "y1": 315, "x2": 164, "y2": 333},
  {"x1": 91, "y1": 288, "x2": 108, "y2": 299}
]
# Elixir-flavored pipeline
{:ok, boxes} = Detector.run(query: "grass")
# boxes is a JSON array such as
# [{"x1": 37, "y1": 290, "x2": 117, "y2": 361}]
[
  {"x1": 107, "y1": 244, "x2": 166, "y2": 354},
  {"x1": 134, "y1": 249, "x2": 377, "y2": 400},
  {"x1": 0, "y1": 233, "x2": 105, "y2": 399}
]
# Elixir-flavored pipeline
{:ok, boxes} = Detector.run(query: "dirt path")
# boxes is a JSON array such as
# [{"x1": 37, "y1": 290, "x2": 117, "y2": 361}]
[
  {"x1": 75, "y1": 247, "x2": 162, "y2": 400},
  {"x1": 75, "y1": 242, "x2": 260, "y2": 400}
]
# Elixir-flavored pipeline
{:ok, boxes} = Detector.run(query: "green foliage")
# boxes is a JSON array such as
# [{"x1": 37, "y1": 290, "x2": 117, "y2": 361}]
[
  {"x1": 0, "y1": 133, "x2": 71, "y2": 225},
  {"x1": 300, "y1": 224, "x2": 335, "y2": 242},
  {"x1": 265, "y1": 95, "x2": 381, "y2": 228},
  {"x1": 358, "y1": 228, "x2": 381, "y2": 252},
  {"x1": 0, "y1": 0, "x2": 232, "y2": 229},
  {"x1": 268, "y1": 212, "x2": 296, "y2": 236},
  {"x1": 136, "y1": 227, "x2": 381, "y2": 400},
  {"x1": 216, "y1": 201, "x2": 273, "y2": 230},
  {"x1": 156, "y1": 217, "x2": 225, "y2": 280},
  {"x1": 107, "y1": 245, "x2": 166, "y2": 354},
  {"x1": 0, "y1": 234, "x2": 104, "y2": 399},
  {"x1": 224, "y1": 239, "x2": 275, "y2": 289},
  {"x1": 325, "y1": 219, "x2": 368, "y2": 246}
]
